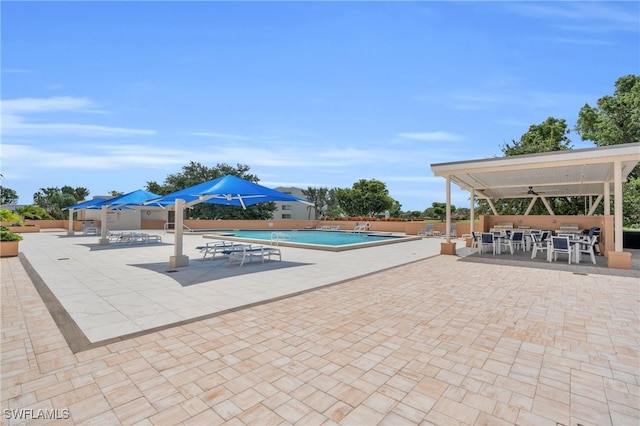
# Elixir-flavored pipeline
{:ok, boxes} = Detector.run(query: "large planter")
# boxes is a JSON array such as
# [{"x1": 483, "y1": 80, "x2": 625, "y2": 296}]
[{"x1": 0, "y1": 241, "x2": 19, "y2": 258}]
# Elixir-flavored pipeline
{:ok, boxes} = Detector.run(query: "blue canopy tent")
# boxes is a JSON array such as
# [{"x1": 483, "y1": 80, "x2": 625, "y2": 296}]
[
  {"x1": 82, "y1": 190, "x2": 161, "y2": 243},
  {"x1": 145, "y1": 175, "x2": 313, "y2": 267},
  {"x1": 147, "y1": 175, "x2": 309, "y2": 208},
  {"x1": 66, "y1": 197, "x2": 111, "y2": 236}
]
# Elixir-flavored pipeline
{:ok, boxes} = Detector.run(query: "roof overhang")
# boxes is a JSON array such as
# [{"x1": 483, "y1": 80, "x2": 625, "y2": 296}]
[{"x1": 430, "y1": 143, "x2": 640, "y2": 200}]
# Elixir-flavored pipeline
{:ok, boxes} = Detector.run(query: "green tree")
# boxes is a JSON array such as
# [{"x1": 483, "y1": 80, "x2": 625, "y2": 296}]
[
  {"x1": 15, "y1": 205, "x2": 53, "y2": 220},
  {"x1": 502, "y1": 117, "x2": 572, "y2": 156},
  {"x1": 324, "y1": 188, "x2": 344, "y2": 218},
  {"x1": 0, "y1": 186, "x2": 18, "y2": 205},
  {"x1": 430, "y1": 202, "x2": 456, "y2": 222},
  {"x1": 146, "y1": 162, "x2": 276, "y2": 220},
  {"x1": 575, "y1": 74, "x2": 640, "y2": 148},
  {"x1": 33, "y1": 187, "x2": 85, "y2": 219},
  {"x1": 575, "y1": 74, "x2": 640, "y2": 226},
  {"x1": 622, "y1": 177, "x2": 640, "y2": 228},
  {"x1": 301, "y1": 187, "x2": 328, "y2": 220},
  {"x1": 335, "y1": 179, "x2": 395, "y2": 217},
  {"x1": 388, "y1": 200, "x2": 403, "y2": 218}
]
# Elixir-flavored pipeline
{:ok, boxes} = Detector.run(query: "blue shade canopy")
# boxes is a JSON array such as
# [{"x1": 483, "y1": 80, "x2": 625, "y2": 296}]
[
  {"x1": 146, "y1": 175, "x2": 312, "y2": 209},
  {"x1": 67, "y1": 197, "x2": 109, "y2": 210},
  {"x1": 90, "y1": 189, "x2": 161, "y2": 210}
]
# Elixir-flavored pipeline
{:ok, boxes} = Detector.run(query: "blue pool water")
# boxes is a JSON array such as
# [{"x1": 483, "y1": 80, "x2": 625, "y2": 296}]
[{"x1": 218, "y1": 230, "x2": 402, "y2": 247}]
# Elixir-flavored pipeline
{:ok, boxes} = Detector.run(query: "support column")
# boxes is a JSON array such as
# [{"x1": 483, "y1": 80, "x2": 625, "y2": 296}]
[
  {"x1": 469, "y1": 189, "x2": 475, "y2": 234},
  {"x1": 608, "y1": 160, "x2": 631, "y2": 269},
  {"x1": 67, "y1": 209, "x2": 75, "y2": 236},
  {"x1": 98, "y1": 205, "x2": 109, "y2": 244},
  {"x1": 170, "y1": 198, "x2": 189, "y2": 267},
  {"x1": 440, "y1": 176, "x2": 456, "y2": 255}
]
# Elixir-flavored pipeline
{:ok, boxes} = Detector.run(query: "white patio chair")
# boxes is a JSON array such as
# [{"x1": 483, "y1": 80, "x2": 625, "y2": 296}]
[
  {"x1": 578, "y1": 235, "x2": 598, "y2": 264},
  {"x1": 550, "y1": 236, "x2": 572, "y2": 264},
  {"x1": 530, "y1": 232, "x2": 549, "y2": 259},
  {"x1": 479, "y1": 233, "x2": 495, "y2": 254}
]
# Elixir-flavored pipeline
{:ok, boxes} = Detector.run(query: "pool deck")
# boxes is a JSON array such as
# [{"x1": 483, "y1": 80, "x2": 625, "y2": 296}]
[{"x1": 2, "y1": 230, "x2": 639, "y2": 425}]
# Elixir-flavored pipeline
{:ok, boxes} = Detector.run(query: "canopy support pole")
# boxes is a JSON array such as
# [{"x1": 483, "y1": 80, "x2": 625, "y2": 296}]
[
  {"x1": 68, "y1": 209, "x2": 75, "y2": 236},
  {"x1": 170, "y1": 198, "x2": 189, "y2": 268},
  {"x1": 440, "y1": 176, "x2": 456, "y2": 255},
  {"x1": 98, "y1": 205, "x2": 109, "y2": 244},
  {"x1": 469, "y1": 189, "x2": 475, "y2": 234}
]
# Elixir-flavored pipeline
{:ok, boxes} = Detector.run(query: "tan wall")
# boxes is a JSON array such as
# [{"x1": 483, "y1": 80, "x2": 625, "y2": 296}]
[
  {"x1": 481, "y1": 215, "x2": 603, "y2": 233},
  {"x1": 167, "y1": 219, "x2": 473, "y2": 236},
  {"x1": 25, "y1": 219, "x2": 68, "y2": 229}
]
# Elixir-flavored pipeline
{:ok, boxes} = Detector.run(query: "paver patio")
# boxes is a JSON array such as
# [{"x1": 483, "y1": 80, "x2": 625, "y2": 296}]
[{"x1": 1, "y1": 231, "x2": 639, "y2": 425}]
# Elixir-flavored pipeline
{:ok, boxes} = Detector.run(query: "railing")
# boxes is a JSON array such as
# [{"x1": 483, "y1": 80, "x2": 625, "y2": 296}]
[
  {"x1": 163, "y1": 222, "x2": 193, "y2": 233},
  {"x1": 270, "y1": 232, "x2": 291, "y2": 246}
]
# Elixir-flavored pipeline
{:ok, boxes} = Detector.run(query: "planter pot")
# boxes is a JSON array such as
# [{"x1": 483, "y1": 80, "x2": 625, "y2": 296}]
[{"x1": 0, "y1": 241, "x2": 19, "y2": 258}]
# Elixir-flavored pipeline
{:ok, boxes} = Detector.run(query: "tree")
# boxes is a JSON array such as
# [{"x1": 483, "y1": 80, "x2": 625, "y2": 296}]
[
  {"x1": 502, "y1": 117, "x2": 572, "y2": 156},
  {"x1": 0, "y1": 186, "x2": 18, "y2": 205},
  {"x1": 15, "y1": 205, "x2": 53, "y2": 220},
  {"x1": 429, "y1": 202, "x2": 456, "y2": 222},
  {"x1": 33, "y1": 187, "x2": 86, "y2": 219},
  {"x1": 575, "y1": 74, "x2": 640, "y2": 148},
  {"x1": 146, "y1": 162, "x2": 276, "y2": 220},
  {"x1": 334, "y1": 179, "x2": 395, "y2": 217},
  {"x1": 575, "y1": 74, "x2": 640, "y2": 226},
  {"x1": 301, "y1": 187, "x2": 328, "y2": 220}
]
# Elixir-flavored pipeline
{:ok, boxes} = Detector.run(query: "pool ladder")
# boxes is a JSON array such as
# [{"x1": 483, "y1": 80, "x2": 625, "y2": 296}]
[{"x1": 270, "y1": 232, "x2": 291, "y2": 246}]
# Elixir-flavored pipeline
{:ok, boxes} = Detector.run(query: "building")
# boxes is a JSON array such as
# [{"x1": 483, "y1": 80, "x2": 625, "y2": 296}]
[{"x1": 272, "y1": 187, "x2": 315, "y2": 220}]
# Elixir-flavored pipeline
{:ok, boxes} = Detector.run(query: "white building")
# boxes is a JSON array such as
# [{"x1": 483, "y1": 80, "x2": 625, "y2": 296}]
[{"x1": 272, "y1": 187, "x2": 315, "y2": 220}]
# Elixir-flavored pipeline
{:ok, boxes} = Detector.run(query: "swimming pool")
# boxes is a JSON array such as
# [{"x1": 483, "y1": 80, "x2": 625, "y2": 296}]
[{"x1": 199, "y1": 230, "x2": 420, "y2": 251}]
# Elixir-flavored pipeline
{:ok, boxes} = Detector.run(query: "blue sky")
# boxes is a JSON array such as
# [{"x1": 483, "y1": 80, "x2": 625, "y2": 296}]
[{"x1": 2, "y1": 1, "x2": 638, "y2": 211}]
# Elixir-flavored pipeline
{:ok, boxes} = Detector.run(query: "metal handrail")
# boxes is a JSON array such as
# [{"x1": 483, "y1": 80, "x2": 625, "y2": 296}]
[
  {"x1": 270, "y1": 231, "x2": 291, "y2": 246},
  {"x1": 163, "y1": 222, "x2": 193, "y2": 233}
]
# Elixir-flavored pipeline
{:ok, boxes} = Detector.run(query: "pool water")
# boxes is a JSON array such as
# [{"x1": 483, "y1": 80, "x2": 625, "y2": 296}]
[
  {"x1": 201, "y1": 229, "x2": 418, "y2": 251},
  {"x1": 232, "y1": 230, "x2": 398, "y2": 246}
]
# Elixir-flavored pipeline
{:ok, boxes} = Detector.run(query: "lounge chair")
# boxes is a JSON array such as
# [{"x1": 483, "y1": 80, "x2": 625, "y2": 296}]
[
  {"x1": 196, "y1": 241, "x2": 249, "y2": 259},
  {"x1": 417, "y1": 224, "x2": 434, "y2": 237},
  {"x1": 82, "y1": 222, "x2": 99, "y2": 236},
  {"x1": 226, "y1": 245, "x2": 282, "y2": 266}
]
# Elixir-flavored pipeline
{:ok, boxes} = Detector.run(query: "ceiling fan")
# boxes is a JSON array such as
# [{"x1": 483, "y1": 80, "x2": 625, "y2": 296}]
[
  {"x1": 525, "y1": 186, "x2": 558, "y2": 196},
  {"x1": 526, "y1": 186, "x2": 540, "y2": 196}
]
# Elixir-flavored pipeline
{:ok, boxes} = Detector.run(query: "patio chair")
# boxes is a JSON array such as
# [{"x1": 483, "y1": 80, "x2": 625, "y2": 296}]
[
  {"x1": 530, "y1": 232, "x2": 549, "y2": 259},
  {"x1": 587, "y1": 227, "x2": 601, "y2": 255},
  {"x1": 502, "y1": 231, "x2": 524, "y2": 255},
  {"x1": 578, "y1": 235, "x2": 598, "y2": 264},
  {"x1": 550, "y1": 236, "x2": 572, "y2": 264},
  {"x1": 479, "y1": 233, "x2": 494, "y2": 254},
  {"x1": 418, "y1": 224, "x2": 434, "y2": 237},
  {"x1": 470, "y1": 231, "x2": 479, "y2": 251},
  {"x1": 449, "y1": 224, "x2": 457, "y2": 238}
]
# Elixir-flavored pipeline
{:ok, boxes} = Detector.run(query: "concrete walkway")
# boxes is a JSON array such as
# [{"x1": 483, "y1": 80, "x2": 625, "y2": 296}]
[{"x1": 1, "y1": 231, "x2": 638, "y2": 425}]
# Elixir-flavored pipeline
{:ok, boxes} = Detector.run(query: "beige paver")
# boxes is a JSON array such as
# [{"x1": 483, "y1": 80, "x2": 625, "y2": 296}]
[{"x1": 2, "y1": 232, "x2": 639, "y2": 425}]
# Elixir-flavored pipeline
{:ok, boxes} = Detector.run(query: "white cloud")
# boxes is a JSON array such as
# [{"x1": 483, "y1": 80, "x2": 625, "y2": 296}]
[
  {"x1": 2, "y1": 96, "x2": 96, "y2": 113},
  {"x1": 1, "y1": 96, "x2": 155, "y2": 137},
  {"x1": 397, "y1": 131, "x2": 465, "y2": 142}
]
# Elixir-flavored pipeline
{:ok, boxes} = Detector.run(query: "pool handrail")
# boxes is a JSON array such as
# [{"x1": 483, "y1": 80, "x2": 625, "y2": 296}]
[
  {"x1": 163, "y1": 222, "x2": 193, "y2": 234},
  {"x1": 270, "y1": 231, "x2": 291, "y2": 246}
]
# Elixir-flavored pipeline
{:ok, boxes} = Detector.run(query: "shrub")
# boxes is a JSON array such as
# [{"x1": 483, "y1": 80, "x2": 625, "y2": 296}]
[{"x1": 0, "y1": 225, "x2": 23, "y2": 242}]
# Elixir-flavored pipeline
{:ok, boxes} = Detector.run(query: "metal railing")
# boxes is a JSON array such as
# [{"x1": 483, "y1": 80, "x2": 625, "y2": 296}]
[{"x1": 163, "y1": 222, "x2": 193, "y2": 233}]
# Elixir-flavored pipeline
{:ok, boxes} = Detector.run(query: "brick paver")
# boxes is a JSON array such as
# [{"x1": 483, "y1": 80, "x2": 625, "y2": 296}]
[{"x1": 2, "y1": 250, "x2": 639, "y2": 425}]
